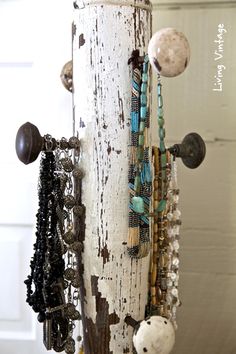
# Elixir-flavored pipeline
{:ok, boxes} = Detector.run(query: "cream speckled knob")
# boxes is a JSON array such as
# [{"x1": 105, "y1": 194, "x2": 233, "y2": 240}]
[
  {"x1": 133, "y1": 316, "x2": 175, "y2": 354},
  {"x1": 148, "y1": 28, "x2": 190, "y2": 77}
]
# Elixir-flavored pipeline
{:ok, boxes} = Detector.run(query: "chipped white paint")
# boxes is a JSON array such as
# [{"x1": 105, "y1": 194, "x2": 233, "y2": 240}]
[
  {"x1": 133, "y1": 316, "x2": 175, "y2": 354},
  {"x1": 73, "y1": 1, "x2": 152, "y2": 352},
  {"x1": 75, "y1": 0, "x2": 152, "y2": 10}
]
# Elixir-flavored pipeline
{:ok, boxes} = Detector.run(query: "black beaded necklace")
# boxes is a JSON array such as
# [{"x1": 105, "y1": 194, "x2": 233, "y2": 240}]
[{"x1": 24, "y1": 151, "x2": 69, "y2": 351}]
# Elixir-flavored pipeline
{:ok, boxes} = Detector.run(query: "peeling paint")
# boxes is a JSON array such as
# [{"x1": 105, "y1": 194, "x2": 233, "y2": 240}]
[
  {"x1": 80, "y1": 117, "x2": 85, "y2": 128},
  {"x1": 73, "y1": 2, "x2": 151, "y2": 353},
  {"x1": 84, "y1": 276, "x2": 120, "y2": 354},
  {"x1": 117, "y1": 90, "x2": 125, "y2": 129},
  {"x1": 79, "y1": 33, "x2": 86, "y2": 48},
  {"x1": 101, "y1": 244, "x2": 110, "y2": 265}
]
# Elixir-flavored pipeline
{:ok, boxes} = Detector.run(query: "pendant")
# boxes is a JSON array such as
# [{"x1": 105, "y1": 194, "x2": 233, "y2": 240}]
[{"x1": 43, "y1": 317, "x2": 53, "y2": 350}]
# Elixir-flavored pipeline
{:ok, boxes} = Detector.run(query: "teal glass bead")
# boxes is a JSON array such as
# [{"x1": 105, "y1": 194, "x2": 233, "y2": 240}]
[
  {"x1": 137, "y1": 146, "x2": 144, "y2": 160},
  {"x1": 141, "y1": 106, "x2": 147, "y2": 119},
  {"x1": 139, "y1": 121, "x2": 145, "y2": 132},
  {"x1": 156, "y1": 199, "x2": 167, "y2": 212},
  {"x1": 161, "y1": 153, "x2": 167, "y2": 166},
  {"x1": 141, "y1": 83, "x2": 147, "y2": 93},
  {"x1": 158, "y1": 96, "x2": 163, "y2": 108},
  {"x1": 157, "y1": 83, "x2": 162, "y2": 96},
  {"x1": 144, "y1": 54, "x2": 149, "y2": 63},
  {"x1": 132, "y1": 196, "x2": 145, "y2": 214},
  {"x1": 160, "y1": 140, "x2": 166, "y2": 153},
  {"x1": 139, "y1": 134, "x2": 144, "y2": 146},
  {"x1": 158, "y1": 117, "x2": 165, "y2": 127},
  {"x1": 142, "y1": 73, "x2": 148, "y2": 83},
  {"x1": 158, "y1": 107, "x2": 164, "y2": 117},
  {"x1": 159, "y1": 127, "x2": 165, "y2": 139},
  {"x1": 143, "y1": 62, "x2": 148, "y2": 73},
  {"x1": 140, "y1": 94, "x2": 147, "y2": 106}
]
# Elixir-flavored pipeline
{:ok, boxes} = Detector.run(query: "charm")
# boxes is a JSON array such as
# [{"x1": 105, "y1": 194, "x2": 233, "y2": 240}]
[
  {"x1": 64, "y1": 268, "x2": 76, "y2": 281},
  {"x1": 65, "y1": 337, "x2": 76, "y2": 354},
  {"x1": 52, "y1": 314, "x2": 69, "y2": 352},
  {"x1": 63, "y1": 231, "x2": 75, "y2": 244},
  {"x1": 43, "y1": 317, "x2": 53, "y2": 350}
]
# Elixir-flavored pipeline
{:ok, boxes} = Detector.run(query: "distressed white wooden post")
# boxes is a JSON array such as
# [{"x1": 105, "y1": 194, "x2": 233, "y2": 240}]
[{"x1": 73, "y1": 1, "x2": 152, "y2": 352}]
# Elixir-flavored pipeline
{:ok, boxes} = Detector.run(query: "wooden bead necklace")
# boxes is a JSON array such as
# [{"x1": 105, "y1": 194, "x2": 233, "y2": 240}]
[{"x1": 127, "y1": 68, "x2": 181, "y2": 352}]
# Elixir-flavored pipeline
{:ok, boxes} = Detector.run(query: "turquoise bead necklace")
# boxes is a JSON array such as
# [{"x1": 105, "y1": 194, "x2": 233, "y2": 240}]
[
  {"x1": 132, "y1": 54, "x2": 151, "y2": 214},
  {"x1": 127, "y1": 51, "x2": 152, "y2": 258},
  {"x1": 156, "y1": 75, "x2": 168, "y2": 213}
]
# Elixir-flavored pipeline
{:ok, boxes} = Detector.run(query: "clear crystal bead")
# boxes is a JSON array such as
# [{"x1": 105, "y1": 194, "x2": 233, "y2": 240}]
[
  {"x1": 172, "y1": 256, "x2": 180, "y2": 268},
  {"x1": 173, "y1": 240, "x2": 180, "y2": 251},
  {"x1": 173, "y1": 209, "x2": 181, "y2": 219},
  {"x1": 171, "y1": 288, "x2": 179, "y2": 297},
  {"x1": 168, "y1": 228, "x2": 175, "y2": 238},
  {"x1": 167, "y1": 212, "x2": 174, "y2": 221},
  {"x1": 166, "y1": 278, "x2": 173, "y2": 287}
]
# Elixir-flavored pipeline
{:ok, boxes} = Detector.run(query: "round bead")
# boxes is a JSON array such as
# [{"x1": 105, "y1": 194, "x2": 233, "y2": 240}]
[
  {"x1": 64, "y1": 195, "x2": 76, "y2": 209},
  {"x1": 133, "y1": 316, "x2": 175, "y2": 354},
  {"x1": 148, "y1": 28, "x2": 190, "y2": 77},
  {"x1": 172, "y1": 256, "x2": 180, "y2": 269},
  {"x1": 73, "y1": 167, "x2": 84, "y2": 179},
  {"x1": 60, "y1": 157, "x2": 74, "y2": 172},
  {"x1": 158, "y1": 117, "x2": 165, "y2": 127},
  {"x1": 37, "y1": 312, "x2": 46, "y2": 323},
  {"x1": 66, "y1": 303, "x2": 76, "y2": 316},
  {"x1": 63, "y1": 231, "x2": 75, "y2": 245},
  {"x1": 173, "y1": 209, "x2": 181, "y2": 219},
  {"x1": 73, "y1": 205, "x2": 84, "y2": 216},
  {"x1": 71, "y1": 241, "x2": 83, "y2": 253},
  {"x1": 70, "y1": 310, "x2": 81, "y2": 321},
  {"x1": 71, "y1": 277, "x2": 81, "y2": 288},
  {"x1": 171, "y1": 288, "x2": 179, "y2": 298},
  {"x1": 65, "y1": 337, "x2": 75, "y2": 354},
  {"x1": 64, "y1": 267, "x2": 76, "y2": 281},
  {"x1": 69, "y1": 136, "x2": 80, "y2": 149}
]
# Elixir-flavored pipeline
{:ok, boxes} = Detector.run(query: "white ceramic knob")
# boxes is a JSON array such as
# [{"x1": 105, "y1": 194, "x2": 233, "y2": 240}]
[
  {"x1": 133, "y1": 316, "x2": 175, "y2": 354},
  {"x1": 148, "y1": 28, "x2": 190, "y2": 77}
]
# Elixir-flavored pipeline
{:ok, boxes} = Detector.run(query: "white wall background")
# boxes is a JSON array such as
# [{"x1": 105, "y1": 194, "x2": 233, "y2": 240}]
[
  {"x1": 0, "y1": 0, "x2": 73, "y2": 353},
  {"x1": 152, "y1": 1, "x2": 236, "y2": 353}
]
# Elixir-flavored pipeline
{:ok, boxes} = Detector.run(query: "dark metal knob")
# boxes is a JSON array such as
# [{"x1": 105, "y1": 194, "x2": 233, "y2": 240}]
[
  {"x1": 169, "y1": 132, "x2": 206, "y2": 169},
  {"x1": 15, "y1": 122, "x2": 44, "y2": 165}
]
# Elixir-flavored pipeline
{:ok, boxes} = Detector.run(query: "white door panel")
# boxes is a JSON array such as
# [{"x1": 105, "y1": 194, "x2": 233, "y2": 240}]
[{"x1": 0, "y1": 0, "x2": 73, "y2": 353}]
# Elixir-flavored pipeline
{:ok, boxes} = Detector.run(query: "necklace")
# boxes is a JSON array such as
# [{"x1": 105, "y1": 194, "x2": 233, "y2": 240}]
[
  {"x1": 24, "y1": 135, "x2": 83, "y2": 353},
  {"x1": 128, "y1": 50, "x2": 152, "y2": 259}
]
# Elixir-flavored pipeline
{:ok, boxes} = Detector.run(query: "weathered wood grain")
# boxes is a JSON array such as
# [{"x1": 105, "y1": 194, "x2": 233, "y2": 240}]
[{"x1": 73, "y1": 2, "x2": 152, "y2": 353}]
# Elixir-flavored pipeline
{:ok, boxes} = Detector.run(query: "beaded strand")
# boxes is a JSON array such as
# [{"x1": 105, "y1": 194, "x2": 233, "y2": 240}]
[
  {"x1": 145, "y1": 76, "x2": 182, "y2": 329},
  {"x1": 128, "y1": 52, "x2": 152, "y2": 259},
  {"x1": 24, "y1": 136, "x2": 84, "y2": 353}
]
